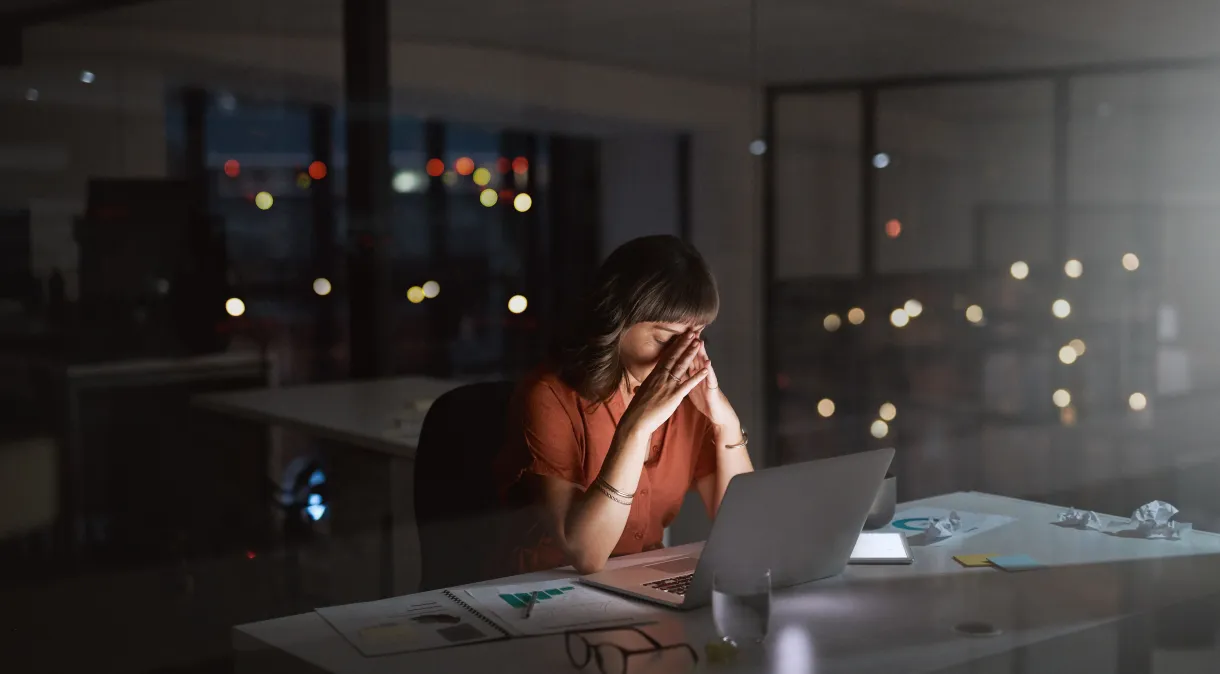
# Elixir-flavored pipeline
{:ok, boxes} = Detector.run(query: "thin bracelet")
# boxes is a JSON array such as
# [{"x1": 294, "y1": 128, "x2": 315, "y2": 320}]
[
  {"x1": 595, "y1": 476, "x2": 636, "y2": 500},
  {"x1": 593, "y1": 479, "x2": 633, "y2": 505}
]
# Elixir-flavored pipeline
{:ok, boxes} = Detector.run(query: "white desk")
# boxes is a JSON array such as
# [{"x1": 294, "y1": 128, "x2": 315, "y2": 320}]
[
  {"x1": 194, "y1": 376, "x2": 466, "y2": 459},
  {"x1": 233, "y1": 492, "x2": 1220, "y2": 674}
]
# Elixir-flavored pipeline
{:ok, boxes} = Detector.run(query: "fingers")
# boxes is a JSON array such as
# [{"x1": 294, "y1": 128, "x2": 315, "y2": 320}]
[
  {"x1": 677, "y1": 368, "x2": 710, "y2": 397},
  {"x1": 660, "y1": 332, "x2": 696, "y2": 372},
  {"x1": 669, "y1": 336, "x2": 702, "y2": 379}
]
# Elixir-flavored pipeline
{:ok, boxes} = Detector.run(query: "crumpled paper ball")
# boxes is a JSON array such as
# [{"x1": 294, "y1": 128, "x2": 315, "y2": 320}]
[
  {"x1": 1130, "y1": 500, "x2": 1190, "y2": 539},
  {"x1": 922, "y1": 511, "x2": 962, "y2": 541},
  {"x1": 1056, "y1": 507, "x2": 1104, "y2": 531},
  {"x1": 1132, "y1": 500, "x2": 1178, "y2": 527}
]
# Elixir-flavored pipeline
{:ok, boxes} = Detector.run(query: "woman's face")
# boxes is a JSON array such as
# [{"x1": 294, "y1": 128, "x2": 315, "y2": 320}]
[{"x1": 619, "y1": 321, "x2": 705, "y2": 382}]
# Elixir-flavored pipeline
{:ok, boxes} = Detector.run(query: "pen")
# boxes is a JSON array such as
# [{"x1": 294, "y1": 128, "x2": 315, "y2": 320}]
[{"x1": 523, "y1": 591, "x2": 539, "y2": 619}]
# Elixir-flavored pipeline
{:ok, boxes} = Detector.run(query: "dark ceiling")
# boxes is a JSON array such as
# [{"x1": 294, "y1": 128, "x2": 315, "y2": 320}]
[{"x1": 0, "y1": 0, "x2": 160, "y2": 26}]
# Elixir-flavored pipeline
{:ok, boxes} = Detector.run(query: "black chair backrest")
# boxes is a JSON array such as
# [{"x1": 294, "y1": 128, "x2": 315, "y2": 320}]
[{"x1": 414, "y1": 380, "x2": 522, "y2": 591}]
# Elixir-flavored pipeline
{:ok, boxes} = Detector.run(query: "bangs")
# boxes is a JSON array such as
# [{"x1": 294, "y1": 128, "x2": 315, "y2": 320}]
[{"x1": 628, "y1": 269, "x2": 720, "y2": 328}]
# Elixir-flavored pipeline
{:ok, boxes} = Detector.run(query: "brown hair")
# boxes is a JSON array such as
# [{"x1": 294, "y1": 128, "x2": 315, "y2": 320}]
[{"x1": 553, "y1": 235, "x2": 719, "y2": 403}]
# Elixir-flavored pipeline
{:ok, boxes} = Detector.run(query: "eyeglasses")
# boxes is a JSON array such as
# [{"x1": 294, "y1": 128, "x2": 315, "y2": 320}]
[{"x1": 565, "y1": 626, "x2": 698, "y2": 674}]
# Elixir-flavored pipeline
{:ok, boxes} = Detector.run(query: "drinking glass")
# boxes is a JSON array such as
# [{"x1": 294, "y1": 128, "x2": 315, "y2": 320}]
[{"x1": 712, "y1": 568, "x2": 771, "y2": 647}]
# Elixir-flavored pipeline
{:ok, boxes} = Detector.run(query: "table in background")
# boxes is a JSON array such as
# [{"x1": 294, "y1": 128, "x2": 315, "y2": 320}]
[
  {"x1": 233, "y1": 491, "x2": 1220, "y2": 674},
  {"x1": 195, "y1": 376, "x2": 466, "y2": 598}
]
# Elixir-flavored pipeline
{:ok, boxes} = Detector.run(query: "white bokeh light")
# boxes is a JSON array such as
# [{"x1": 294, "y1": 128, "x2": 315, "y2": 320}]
[{"x1": 1053, "y1": 389, "x2": 1072, "y2": 408}]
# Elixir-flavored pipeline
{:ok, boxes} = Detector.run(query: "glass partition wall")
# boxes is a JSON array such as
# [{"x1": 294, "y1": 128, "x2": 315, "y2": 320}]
[{"x1": 765, "y1": 65, "x2": 1220, "y2": 518}]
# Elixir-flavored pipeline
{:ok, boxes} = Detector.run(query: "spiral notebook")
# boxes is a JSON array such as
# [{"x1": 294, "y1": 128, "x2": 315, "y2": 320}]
[{"x1": 316, "y1": 580, "x2": 652, "y2": 656}]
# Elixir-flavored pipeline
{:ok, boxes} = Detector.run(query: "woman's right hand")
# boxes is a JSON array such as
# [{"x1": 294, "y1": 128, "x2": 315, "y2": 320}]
[{"x1": 621, "y1": 332, "x2": 709, "y2": 437}]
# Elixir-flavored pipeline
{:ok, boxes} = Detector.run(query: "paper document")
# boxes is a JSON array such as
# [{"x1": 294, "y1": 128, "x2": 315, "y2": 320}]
[
  {"x1": 316, "y1": 590, "x2": 504, "y2": 656},
  {"x1": 887, "y1": 507, "x2": 1015, "y2": 546},
  {"x1": 465, "y1": 579, "x2": 653, "y2": 636}
]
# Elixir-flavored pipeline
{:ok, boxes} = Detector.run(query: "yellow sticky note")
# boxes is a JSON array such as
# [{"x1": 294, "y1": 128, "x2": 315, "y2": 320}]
[{"x1": 954, "y1": 554, "x2": 997, "y2": 568}]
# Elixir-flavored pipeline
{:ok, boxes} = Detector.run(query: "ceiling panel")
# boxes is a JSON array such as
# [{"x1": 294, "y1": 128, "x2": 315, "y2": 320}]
[{"x1": 55, "y1": 0, "x2": 1220, "y2": 84}]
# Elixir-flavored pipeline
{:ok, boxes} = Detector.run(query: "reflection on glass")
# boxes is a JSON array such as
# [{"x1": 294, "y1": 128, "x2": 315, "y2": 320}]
[{"x1": 1060, "y1": 406, "x2": 1077, "y2": 426}]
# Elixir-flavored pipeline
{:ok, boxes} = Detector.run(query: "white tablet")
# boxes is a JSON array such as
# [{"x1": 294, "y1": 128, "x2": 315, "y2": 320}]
[{"x1": 848, "y1": 532, "x2": 914, "y2": 564}]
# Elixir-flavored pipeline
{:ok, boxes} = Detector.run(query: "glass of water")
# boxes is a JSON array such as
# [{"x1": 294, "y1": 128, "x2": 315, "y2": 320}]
[{"x1": 712, "y1": 568, "x2": 771, "y2": 647}]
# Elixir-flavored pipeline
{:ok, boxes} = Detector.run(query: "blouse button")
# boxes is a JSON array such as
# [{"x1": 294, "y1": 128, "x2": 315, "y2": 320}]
[
  {"x1": 634, "y1": 531, "x2": 644, "y2": 540},
  {"x1": 639, "y1": 488, "x2": 648, "y2": 495}
]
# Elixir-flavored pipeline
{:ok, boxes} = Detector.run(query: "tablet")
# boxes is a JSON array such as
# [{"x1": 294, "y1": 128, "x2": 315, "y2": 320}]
[{"x1": 848, "y1": 532, "x2": 914, "y2": 564}]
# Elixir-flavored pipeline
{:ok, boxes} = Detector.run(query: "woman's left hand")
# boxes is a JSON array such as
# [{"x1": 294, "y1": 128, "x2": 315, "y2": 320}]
[{"x1": 686, "y1": 340, "x2": 740, "y2": 430}]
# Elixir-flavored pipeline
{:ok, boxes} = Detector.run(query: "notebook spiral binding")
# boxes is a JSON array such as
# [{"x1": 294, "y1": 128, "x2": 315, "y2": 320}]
[{"x1": 442, "y1": 589, "x2": 510, "y2": 637}]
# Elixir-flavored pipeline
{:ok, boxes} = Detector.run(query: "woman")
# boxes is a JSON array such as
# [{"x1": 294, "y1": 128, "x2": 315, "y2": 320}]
[{"x1": 494, "y1": 235, "x2": 754, "y2": 575}]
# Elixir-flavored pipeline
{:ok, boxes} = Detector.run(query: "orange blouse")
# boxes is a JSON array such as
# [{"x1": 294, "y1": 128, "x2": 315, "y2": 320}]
[{"x1": 494, "y1": 368, "x2": 718, "y2": 574}]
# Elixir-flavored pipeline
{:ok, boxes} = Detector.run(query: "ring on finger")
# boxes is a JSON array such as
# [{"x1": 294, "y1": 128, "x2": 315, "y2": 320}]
[{"x1": 667, "y1": 371, "x2": 683, "y2": 383}]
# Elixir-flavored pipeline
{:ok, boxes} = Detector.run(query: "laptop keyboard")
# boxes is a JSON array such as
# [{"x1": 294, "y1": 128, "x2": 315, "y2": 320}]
[{"x1": 644, "y1": 573, "x2": 694, "y2": 596}]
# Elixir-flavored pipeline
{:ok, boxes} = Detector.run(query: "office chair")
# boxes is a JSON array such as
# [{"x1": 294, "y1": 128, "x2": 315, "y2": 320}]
[{"x1": 414, "y1": 380, "x2": 524, "y2": 591}]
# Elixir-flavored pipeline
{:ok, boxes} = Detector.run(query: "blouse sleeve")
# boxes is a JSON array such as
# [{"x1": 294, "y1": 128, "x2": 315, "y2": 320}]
[{"x1": 517, "y1": 380, "x2": 585, "y2": 486}]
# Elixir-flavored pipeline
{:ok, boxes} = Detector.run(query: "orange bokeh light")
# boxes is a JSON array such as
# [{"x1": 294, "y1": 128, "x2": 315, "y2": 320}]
[
  {"x1": 223, "y1": 159, "x2": 240, "y2": 178},
  {"x1": 497, "y1": 157, "x2": 510, "y2": 174},
  {"x1": 885, "y1": 219, "x2": 902, "y2": 238},
  {"x1": 499, "y1": 189, "x2": 514, "y2": 200},
  {"x1": 308, "y1": 161, "x2": 327, "y2": 180},
  {"x1": 455, "y1": 157, "x2": 475, "y2": 176},
  {"x1": 512, "y1": 157, "x2": 529, "y2": 174},
  {"x1": 426, "y1": 158, "x2": 444, "y2": 177}
]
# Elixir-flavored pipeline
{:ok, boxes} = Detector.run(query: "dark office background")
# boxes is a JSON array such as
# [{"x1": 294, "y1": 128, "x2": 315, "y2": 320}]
[{"x1": 6, "y1": 1, "x2": 1220, "y2": 673}]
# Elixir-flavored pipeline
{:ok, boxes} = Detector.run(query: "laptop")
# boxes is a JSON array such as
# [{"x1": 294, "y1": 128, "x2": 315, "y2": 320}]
[{"x1": 581, "y1": 447, "x2": 894, "y2": 609}]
